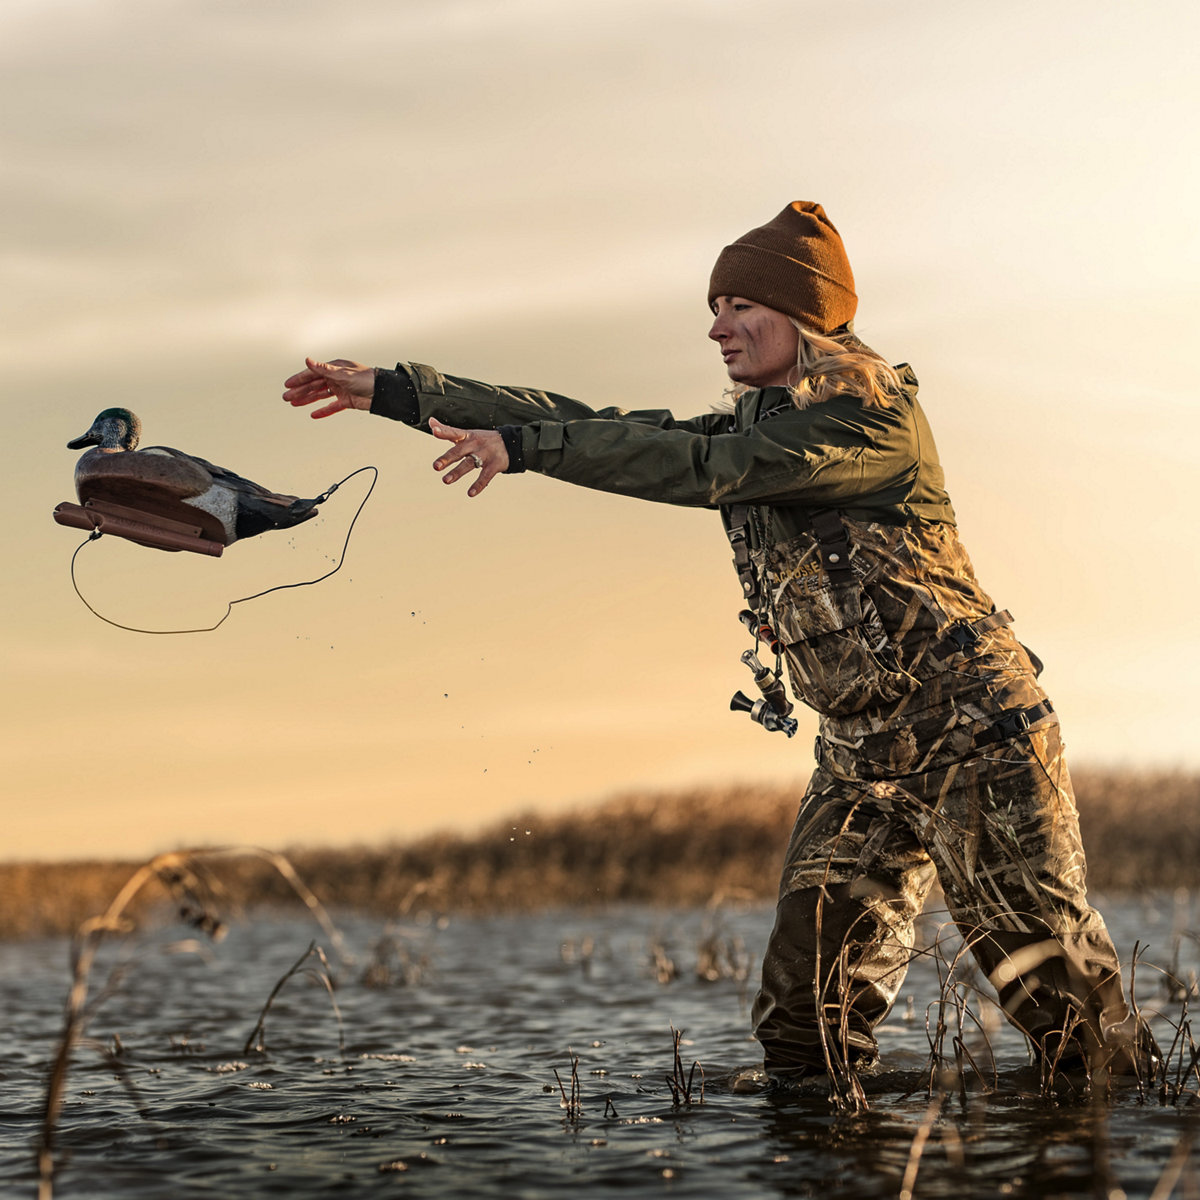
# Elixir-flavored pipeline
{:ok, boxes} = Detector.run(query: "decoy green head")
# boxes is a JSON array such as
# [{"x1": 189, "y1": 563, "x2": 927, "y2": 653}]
[{"x1": 67, "y1": 408, "x2": 142, "y2": 452}]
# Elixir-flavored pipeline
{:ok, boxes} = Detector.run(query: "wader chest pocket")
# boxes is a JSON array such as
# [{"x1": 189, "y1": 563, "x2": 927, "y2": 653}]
[{"x1": 758, "y1": 535, "x2": 917, "y2": 717}]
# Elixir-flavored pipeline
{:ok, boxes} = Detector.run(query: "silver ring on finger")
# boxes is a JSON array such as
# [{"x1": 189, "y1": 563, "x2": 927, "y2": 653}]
[{"x1": 468, "y1": 453, "x2": 483, "y2": 469}]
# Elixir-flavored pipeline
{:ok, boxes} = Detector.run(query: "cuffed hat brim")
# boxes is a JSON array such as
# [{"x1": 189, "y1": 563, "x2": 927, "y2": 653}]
[{"x1": 708, "y1": 202, "x2": 857, "y2": 335}]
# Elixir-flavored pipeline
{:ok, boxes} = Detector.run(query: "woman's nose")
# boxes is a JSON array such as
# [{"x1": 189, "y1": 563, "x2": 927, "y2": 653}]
[{"x1": 708, "y1": 314, "x2": 727, "y2": 341}]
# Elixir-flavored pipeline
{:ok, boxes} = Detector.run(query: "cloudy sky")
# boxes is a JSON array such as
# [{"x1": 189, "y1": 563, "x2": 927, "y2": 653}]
[{"x1": 4, "y1": 0, "x2": 1197, "y2": 861}]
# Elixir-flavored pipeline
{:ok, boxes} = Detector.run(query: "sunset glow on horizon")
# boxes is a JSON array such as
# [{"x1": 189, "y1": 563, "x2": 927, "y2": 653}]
[{"x1": 4, "y1": 0, "x2": 1198, "y2": 861}]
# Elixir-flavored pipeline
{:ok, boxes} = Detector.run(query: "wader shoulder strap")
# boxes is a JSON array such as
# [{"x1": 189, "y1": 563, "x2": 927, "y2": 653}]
[
  {"x1": 809, "y1": 508, "x2": 855, "y2": 586},
  {"x1": 727, "y1": 506, "x2": 855, "y2": 606},
  {"x1": 726, "y1": 504, "x2": 761, "y2": 608}
]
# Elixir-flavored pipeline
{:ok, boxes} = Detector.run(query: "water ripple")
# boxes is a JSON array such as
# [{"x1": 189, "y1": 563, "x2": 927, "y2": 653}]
[{"x1": 4, "y1": 900, "x2": 1199, "y2": 1198}]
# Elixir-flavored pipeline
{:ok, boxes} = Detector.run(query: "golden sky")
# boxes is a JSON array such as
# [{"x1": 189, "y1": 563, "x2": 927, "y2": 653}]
[{"x1": 4, "y1": 0, "x2": 1198, "y2": 860}]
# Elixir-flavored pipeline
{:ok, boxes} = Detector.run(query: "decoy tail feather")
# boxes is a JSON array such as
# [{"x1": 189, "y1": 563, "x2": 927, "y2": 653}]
[{"x1": 233, "y1": 492, "x2": 322, "y2": 541}]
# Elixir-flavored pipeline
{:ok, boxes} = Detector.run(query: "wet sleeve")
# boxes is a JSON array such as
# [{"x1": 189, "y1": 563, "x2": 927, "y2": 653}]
[
  {"x1": 370, "y1": 363, "x2": 729, "y2": 437},
  {"x1": 518, "y1": 401, "x2": 919, "y2": 508}
]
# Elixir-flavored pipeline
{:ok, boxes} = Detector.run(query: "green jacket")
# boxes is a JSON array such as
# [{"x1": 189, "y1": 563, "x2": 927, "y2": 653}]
[
  {"x1": 372, "y1": 361, "x2": 954, "y2": 528},
  {"x1": 372, "y1": 363, "x2": 1050, "y2": 780}
]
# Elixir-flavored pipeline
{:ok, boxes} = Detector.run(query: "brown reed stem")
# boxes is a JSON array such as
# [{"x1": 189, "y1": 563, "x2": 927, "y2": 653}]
[
  {"x1": 36, "y1": 846, "x2": 346, "y2": 1200},
  {"x1": 664, "y1": 1025, "x2": 704, "y2": 1106},
  {"x1": 553, "y1": 1054, "x2": 582, "y2": 1122},
  {"x1": 898, "y1": 1091, "x2": 946, "y2": 1200},
  {"x1": 1149, "y1": 1124, "x2": 1197, "y2": 1200},
  {"x1": 243, "y1": 940, "x2": 345, "y2": 1057}
]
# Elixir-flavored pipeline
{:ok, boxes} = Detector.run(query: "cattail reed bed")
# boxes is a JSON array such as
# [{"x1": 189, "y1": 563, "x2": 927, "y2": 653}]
[{"x1": 3, "y1": 769, "x2": 1197, "y2": 940}]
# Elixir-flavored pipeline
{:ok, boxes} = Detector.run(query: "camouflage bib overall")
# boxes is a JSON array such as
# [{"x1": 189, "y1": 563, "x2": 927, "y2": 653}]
[{"x1": 734, "y1": 500, "x2": 1152, "y2": 1080}]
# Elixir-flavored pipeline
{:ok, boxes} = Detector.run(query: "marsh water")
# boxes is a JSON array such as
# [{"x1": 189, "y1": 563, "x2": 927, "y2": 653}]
[{"x1": 3, "y1": 894, "x2": 1199, "y2": 1199}]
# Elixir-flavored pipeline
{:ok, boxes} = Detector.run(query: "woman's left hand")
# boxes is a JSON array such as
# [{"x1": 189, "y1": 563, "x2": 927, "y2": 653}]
[{"x1": 429, "y1": 418, "x2": 509, "y2": 497}]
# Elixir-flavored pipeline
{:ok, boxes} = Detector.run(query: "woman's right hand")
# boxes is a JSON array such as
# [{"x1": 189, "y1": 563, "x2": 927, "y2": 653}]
[{"x1": 282, "y1": 357, "x2": 375, "y2": 418}]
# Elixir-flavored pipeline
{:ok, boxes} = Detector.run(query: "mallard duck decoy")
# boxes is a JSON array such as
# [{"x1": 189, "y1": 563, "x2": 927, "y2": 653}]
[{"x1": 54, "y1": 407, "x2": 321, "y2": 555}]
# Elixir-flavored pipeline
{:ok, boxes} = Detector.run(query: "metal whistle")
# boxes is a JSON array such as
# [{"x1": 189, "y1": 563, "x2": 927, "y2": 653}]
[
  {"x1": 730, "y1": 689, "x2": 798, "y2": 737},
  {"x1": 738, "y1": 609, "x2": 782, "y2": 656},
  {"x1": 740, "y1": 649, "x2": 794, "y2": 718}
]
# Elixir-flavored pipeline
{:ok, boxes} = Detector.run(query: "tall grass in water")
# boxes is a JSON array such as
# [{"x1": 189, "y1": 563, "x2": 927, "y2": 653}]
[
  {"x1": 28, "y1": 826, "x2": 1200, "y2": 1198},
  {"x1": 4, "y1": 769, "x2": 1195, "y2": 937},
  {"x1": 553, "y1": 1055, "x2": 582, "y2": 1124},
  {"x1": 243, "y1": 940, "x2": 344, "y2": 1057},
  {"x1": 36, "y1": 847, "x2": 345, "y2": 1200},
  {"x1": 664, "y1": 1025, "x2": 704, "y2": 1106}
]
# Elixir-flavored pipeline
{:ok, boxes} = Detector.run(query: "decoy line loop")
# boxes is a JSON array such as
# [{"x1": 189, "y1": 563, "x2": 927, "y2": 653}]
[{"x1": 69, "y1": 465, "x2": 378, "y2": 635}]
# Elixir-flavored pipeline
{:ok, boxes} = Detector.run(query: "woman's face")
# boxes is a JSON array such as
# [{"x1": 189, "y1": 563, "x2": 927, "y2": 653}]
[{"x1": 708, "y1": 296, "x2": 799, "y2": 388}]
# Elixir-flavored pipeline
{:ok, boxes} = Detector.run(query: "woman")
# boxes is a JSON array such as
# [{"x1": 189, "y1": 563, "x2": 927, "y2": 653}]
[{"x1": 283, "y1": 202, "x2": 1154, "y2": 1088}]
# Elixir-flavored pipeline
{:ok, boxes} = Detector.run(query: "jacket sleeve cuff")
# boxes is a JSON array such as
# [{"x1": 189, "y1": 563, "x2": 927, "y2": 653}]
[
  {"x1": 370, "y1": 366, "x2": 421, "y2": 425},
  {"x1": 498, "y1": 425, "x2": 526, "y2": 473},
  {"x1": 519, "y1": 422, "x2": 565, "y2": 472}
]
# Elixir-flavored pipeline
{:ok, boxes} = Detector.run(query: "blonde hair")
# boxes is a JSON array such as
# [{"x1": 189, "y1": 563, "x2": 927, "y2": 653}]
[{"x1": 721, "y1": 322, "x2": 904, "y2": 411}]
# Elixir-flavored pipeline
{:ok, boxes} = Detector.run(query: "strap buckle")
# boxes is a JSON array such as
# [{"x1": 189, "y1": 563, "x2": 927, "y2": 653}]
[
  {"x1": 946, "y1": 620, "x2": 982, "y2": 654},
  {"x1": 936, "y1": 610, "x2": 1014, "y2": 662},
  {"x1": 981, "y1": 700, "x2": 1054, "y2": 746},
  {"x1": 727, "y1": 525, "x2": 760, "y2": 604},
  {"x1": 993, "y1": 708, "x2": 1034, "y2": 740}
]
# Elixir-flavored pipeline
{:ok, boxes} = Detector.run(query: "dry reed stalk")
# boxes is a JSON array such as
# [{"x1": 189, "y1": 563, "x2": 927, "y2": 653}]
[
  {"x1": 804, "y1": 802, "x2": 874, "y2": 1113},
  {"x1": 921, "y1": 923, "x2": 999, "y2": 1100},
  {"x1": 695, "y1": 909, "x2": 750, "y2": 986},
  {"x1": 8, "y1": 770, "x2": 1197, "y2": 937},
  {"x1": 1148, "y1": 1124, "x2": 1198, "y2": 1200},
  {"x1": 697, "y1": 889, "x2": 755, "y2": 1005},
  {"x1": 1085, "y1": 1091, "x2": 1121, "y2": 1200},
  {"x1": 1165, "y1": 934, "x2": 1200, "y2": 1004},
  {"x1": 36, "y1": 846, "x2": 346, "y2": 1200},
  {"x1": 560, "y1": 934, "x2": 600, "y2": 978},
  {"x1": 1120, "y1": 941, "x2": 1156, "y2": 1100},
  {"x1": 1039, "y1": 1012, "x2": 1086, "y2": 1096},
  {"x1": 809, "y1": 891, "x2": 926, "y2": 1109},
  {"x1": 821, "y1": 931, "x2": 869, "y2": 1112},
  {"x1": 553, "y1": 1054, "x2": 582, "y2": 1122},
  {"x1": 647, "y1": 937, "x2": 677, "y2": 985},
  {"x1": 923, "y1": 910, "x2": 1161, "y2": 1102},
  {"x1": 1170, "y1": 1031, "x2": 1200, "y2": 1103},
  {"x1": 897, "y1": 1091, "x2": 946, "y2": 1200},
  {"x1": 664, "y1": 1025, "x2": 704, "y2": 1106},
  {"x1": 243, "y1": 940, "x2": 345, "y2": 1057},
  {"x1": 1155, "y1": 995, "x2": 1192, "y2": 1105},
  {"x1": 937, "y1": 1120, "x2": 966, "y2": 1173},
  {"x1": 361, "y1": 925, "x2": 432, "y2": 988},
  {"x1": 1145, "y1": 954, "x2": 1200, "y2": 1104}
]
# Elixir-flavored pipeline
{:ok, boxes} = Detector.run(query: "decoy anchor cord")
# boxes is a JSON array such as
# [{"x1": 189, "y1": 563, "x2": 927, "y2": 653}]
[{"x1": 69, "y1": 465, "x2": 378, "y2": 635}]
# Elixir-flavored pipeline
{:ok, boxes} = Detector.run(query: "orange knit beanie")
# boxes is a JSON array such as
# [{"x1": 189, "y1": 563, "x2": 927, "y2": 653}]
[{"x1": 708, "y1": 201, "x2": 857, "y2": 334}]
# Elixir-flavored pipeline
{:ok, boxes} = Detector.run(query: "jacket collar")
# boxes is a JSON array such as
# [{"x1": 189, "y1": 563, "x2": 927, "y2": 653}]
[
  {"x1": 742, "y1": 385, "x2": 791, "y2": 428},
  {"x1": 740, "y1": 364, "x2": 919, "y2": 428}
]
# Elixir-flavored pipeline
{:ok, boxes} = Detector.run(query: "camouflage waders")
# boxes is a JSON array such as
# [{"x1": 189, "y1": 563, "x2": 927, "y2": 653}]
[
  {"x1": 753, "y1": 726, "x2": 1145, "y2": 1075},
  {"x1": 745, "y1": 516, "x2": 1152, "y2": 1078}
]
